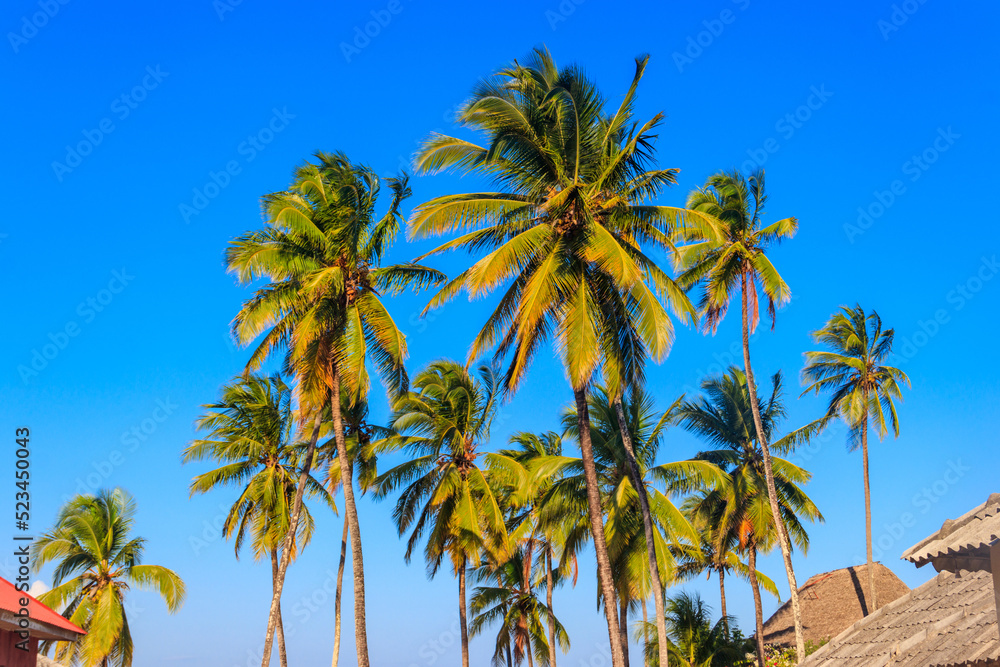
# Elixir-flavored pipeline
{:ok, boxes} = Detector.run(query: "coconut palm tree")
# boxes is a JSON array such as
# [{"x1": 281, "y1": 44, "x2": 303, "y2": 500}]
[
  {"x1": 470, "y1": 548, "x2": 570, "y2": 667},
  {"x1": 674, "y1": 368, "x2": 824, "y2": 667},
  {"x1": 374, "y1": 360, "x2": 510, "y2": 667},
  {"x1": 546, "y1": 385, "x2": 723, "y2": 665},
  {"x1": 410, "y1": 48, "x2": 705, "y2": 667},
  {"x1": 673, "y1": 505, "x2": 778, "y2": 641},
  {"x1": 801, "y1": 305, "x2": 909, "y2": 612},
  {"x1": 31, "y1": 489, "x2": 185, "y2": 667},
  {"x1": 640, "y1": 592, "x2": 742, "y2": 667},
  {"x1": 667, "y1": 168, "x2": 807, "y2": 658},
  {"x1": 490, "y1": 431, "x2": 570, "y2": 667},
  {"x1": 183, "y1": 373, "x2": 331, "y2": 667},
  {"x1": 226, "y1": 152, "x2": 444, "y2": 667}
]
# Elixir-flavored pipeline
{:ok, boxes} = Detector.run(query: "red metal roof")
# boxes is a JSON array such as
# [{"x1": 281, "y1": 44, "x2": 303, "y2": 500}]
[{"x1": 0, "y1": 576, "x2": 85, "y2": 637}]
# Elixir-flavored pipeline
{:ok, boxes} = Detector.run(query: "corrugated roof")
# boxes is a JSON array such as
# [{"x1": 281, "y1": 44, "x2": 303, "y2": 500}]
[
  {"x1": 0, "y1": 576, "x2": 85, "y2": 640},
  {"x1": 802, "y1": 568, "x2": 999, "y2": 667},
  {"x1": 762, "y1": 563, "x2": 910, "y2": 647},
  {"x1": 902, "y1": 493, "x2": 1000, "y2": 572}
]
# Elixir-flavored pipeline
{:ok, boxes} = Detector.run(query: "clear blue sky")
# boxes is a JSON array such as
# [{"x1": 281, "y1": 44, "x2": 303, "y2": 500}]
[{"x1": 3, "y1": 0, "x2": 998, "y2": 664}]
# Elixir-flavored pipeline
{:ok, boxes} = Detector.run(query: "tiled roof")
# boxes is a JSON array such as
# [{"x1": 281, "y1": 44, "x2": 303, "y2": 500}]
[
  {"x1": 902, "y1": 493, "x2": 1000, "y2": 572},
  {"x1": 762, "y1": 563, "x2": 910, "y2": 647},
  {"x1": 802, "y1": 568, "x2": 1000, "y2": 667}
]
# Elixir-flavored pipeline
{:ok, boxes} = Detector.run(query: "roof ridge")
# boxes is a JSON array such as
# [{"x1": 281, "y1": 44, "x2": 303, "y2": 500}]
[{"x1": 902, "y1": 493, "x2": 1000, "y2": 563}]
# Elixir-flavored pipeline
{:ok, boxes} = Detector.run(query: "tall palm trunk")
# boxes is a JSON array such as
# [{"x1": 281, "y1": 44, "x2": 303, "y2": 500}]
[
  {"x1": 746, "y1": 546, "x2": 765, "y2": 667},
  {"x1": 619, "y1": 598, "x2": 630, "y2": 667},
  {"x1": 574, "y1": 388, "x2": 626, "y2": 667},
  {"x1": 718, "y1": 567, "x2": 727, "y2": 638},
  {"x1": 270, "y1": 550, "x2": 288, "y2": 667},
  {"x1": 330, "y1": 367, "x2": 371, "y2": 667},
  {"x1": 545, "y1": 546, "x2": 557, "y2": 667},
  {"x1": 459, "y1": 558, "x2": 470, "y2": 667},
  {"x1": 332, "y1": 517, "x2": 349, "y2": 667},
  {"x1": 739, "y1": 273, "x2": 804, "y2": 661},
  {"x1": 614, "y1": 401, "x2": 670, "y2": 667},
  {"x1": 860, "y1": 412, "x2": 876, "y2": 613},
  {"x1": 260, "y1": 412, "x2": 322, "y2": 667}
]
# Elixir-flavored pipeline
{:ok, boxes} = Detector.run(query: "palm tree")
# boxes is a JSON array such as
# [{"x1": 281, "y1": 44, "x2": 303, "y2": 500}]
[
  {"x1": 667, "y1": 168, "x2": 807, "y2": 658},
  {"x1": 674, "y1": 504, "x2": 778, "y2": 641},
  {"x1": 490, "y1": 431, "x2": 569, "y2": 667},
  {"x1": 31, "y1": 489, "x2": 185, "y2": 667},
  {"x1": 182, "y1": 373, "x2": 331, "y2": 667},
  {"x1": 640, "y1": 592, "x2": 742, "y2": 667},
  {"x1": 226, "y1": 152, "x2": 444, "y2": 667},
  {"x1": 374, "y1": 360, "x2": 510, "y2": 667},
  {"x1": 674, "y1": 368, "x2": 824, "y2": 666},
  {"x1": 410, "y1": 48, "x2": 705, "y2": 667},
  {"x1": 549, "y1": 386, "x2": 723, "y2": 666},
  {"x1": 801, "y1": 305, "x2": 909, "y2": 613},
  {"x1": 470, "y1": 549, "x2": 570, "y2": 667}
]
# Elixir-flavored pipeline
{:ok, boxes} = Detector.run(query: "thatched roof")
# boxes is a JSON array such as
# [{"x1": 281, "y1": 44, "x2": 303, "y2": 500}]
[
  {"x1": 902, "y1": 493, "x2": 1000, "y2": 573},
  {"x1": 36, "y1": 655, "x2": 68, "y2": 667},
  {"x1": 761, "y1": 563, "x2": 910, "y2": 647},
  {"x1": 802, "y1": 567, "x2": 1000, "y2": 666}
]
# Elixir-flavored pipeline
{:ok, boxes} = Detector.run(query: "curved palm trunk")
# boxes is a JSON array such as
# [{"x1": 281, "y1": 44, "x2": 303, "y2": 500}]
[
  {"x1": 746, "y1": 546, "x2": 765, "y2": 667},
  {"x1": 332, "y1": 517, "x2": 349, "y2": 667},
  {"x1": 740, "y1": 273, "x2": 804, "y2": 661},
  {"x1": 718, "y1": 568, "x2": 728, "y2": 639},
  {"x1": 614, "y1": 401, "x2": 670, "y2": 667},
  {"x1": 546, "y1": 546, "x2": 557, "y2": 667},
  {"x1": 459, "y1": 558, "x2": 470, "y2": 667},
  {"x1": 619, "y1": 598, "x2": 630, "y2": 667},
  {"x1": 860, "y1": 415, "x2": 876, "y2": 613},
  {"x1": 260, "y1": 412, "x2": 322, "y2": 667},
  {"x1": 330, "y1": 368, "x2": 371, "y2": 667},
  {"x1": 270, "y1": 550, "x2": 289, "y2": 667},
  {"x1": 574, "y1": 388, "x2": 626, "y2": 667}
]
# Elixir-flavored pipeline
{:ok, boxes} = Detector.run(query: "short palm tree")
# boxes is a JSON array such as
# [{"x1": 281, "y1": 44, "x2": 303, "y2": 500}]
[
  {"x1": 640, "y1": 592, "x2": 742, "y2": 667},
  {"x1": 801, "y1": 305, "x2": 909, "y2": 612},
  {"x1": 470, "y1": 548, "x2": 570, "y2": 667},
  {"x1": 674, "y1": 503, "x2": 778, "y2": 641},
  {"x1": 32, "y1": 489, "x2": 185, "y2": 667},
  {"x1": 549, "y1": 385, "x2": 723, "y2": 666},
  {"x1": 667, "y1": 168, "x2": 807, "y2": 658},
  {"x1": 410, "y1": 48, "x2": 702, "y2": 667},
  {"x1": 374, "y1": 360, "x2": 510, "y2": 667},
  {"x1": 490, "y1": 431, "x2": 569, "y2": 667},
  {"x1": 182, "y1": 373, "x2": 331, "y2": 667},
  {"x1": 226, "y1": 152, "x2": 444, "y2": 667},
  {"x1": 675, "y1": 368, "x2": 823, "y2": 667}
]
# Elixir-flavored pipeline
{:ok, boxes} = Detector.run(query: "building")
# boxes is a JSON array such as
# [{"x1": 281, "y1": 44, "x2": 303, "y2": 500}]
[
  {"x1": 804, "y1": 493, "x2": 1000, "y2": 665},
  {"x1": 0, "y1": 577, "x2": 84, "y2": 667},
  {"x1": 761, "y1": 563, "x2": 911, "y2": 647}
]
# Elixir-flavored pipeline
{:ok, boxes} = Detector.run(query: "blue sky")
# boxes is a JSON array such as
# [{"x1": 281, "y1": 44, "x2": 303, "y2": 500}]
[{"x1": 3, "y1": 0, "x2": 998, "y2": 664}]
